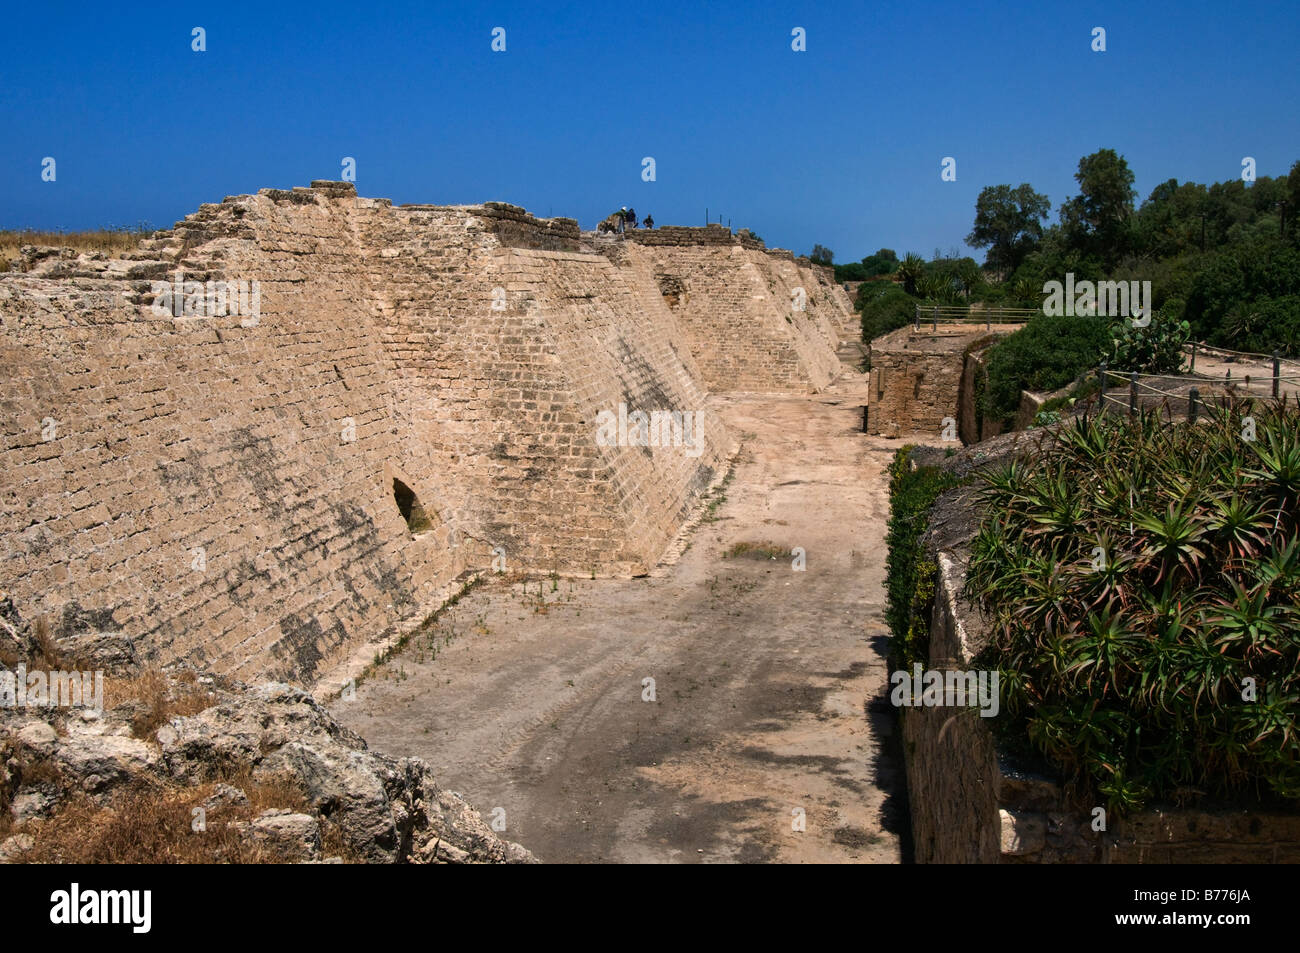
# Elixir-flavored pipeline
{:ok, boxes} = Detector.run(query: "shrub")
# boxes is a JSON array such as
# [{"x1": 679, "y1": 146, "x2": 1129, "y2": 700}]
[
  {"x1": 885, "y1": 449, "x2": 963, "y2": 668},
  {"x1": 859, "y1": 282, "x2": 916, "y2": 342},
  {"x1": 918, "y1": 272, "x2": 962, "y2": 304},
  {"x1": 971, "y1": 282, "x2": 1007, "y2": 305},
  {"x1": 1223, "y1": 294, "x2": 1300, "y2": 356},
  {"x1": 967, "y1": 403, "x2": 1300, "y2": 813},
  {"x1": 1185, "y1": 242, "x2": 1300, "y2": 351},
  {"x1": 1033, "y1": 377, "x2": 1101, "y2": 425},
  {"x1": 981, "y1": 314, "x2": 1112, "y2": 429}
]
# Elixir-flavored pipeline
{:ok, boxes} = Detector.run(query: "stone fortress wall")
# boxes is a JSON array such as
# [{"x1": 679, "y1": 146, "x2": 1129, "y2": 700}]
[
  {"x1": 619, "y1": 226, "x2": 851, "y2": 392},
  {"x1": 0, "y1": 182, "x2": 854, "y2": 684}
]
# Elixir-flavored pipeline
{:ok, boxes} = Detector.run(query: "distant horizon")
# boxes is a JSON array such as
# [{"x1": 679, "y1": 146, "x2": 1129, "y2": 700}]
[{"x1": 4, "y1": 0, "x2": 1298, "y2": 263}]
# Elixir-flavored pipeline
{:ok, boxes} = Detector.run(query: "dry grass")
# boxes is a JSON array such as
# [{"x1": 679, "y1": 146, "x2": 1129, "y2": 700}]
[
  {"x1": 12, "y1": 751, "x2": 62, "y2": 788},
  {"x1": 1, "y1": 615, "x2": 58, "y2": 669},
  {"x1": 3, "y1": 616, "x2": 92, "y2": 670},
  {"x1": 0, "y1": 736, "x2": 359, "y2": 863},
  {"x1": 722, "y1": 540, "x2": 794, "y2": 561},
  {"x1": 0, "y1": 735, "x2": 57, "y2": 841},
  {"x1": 103, "y1": 667, "x2": 217, "y2": 739},
  {"x1": 0, "y1": 626, "x2": 363, "y2": 862},
  {"x1": 0, "y1": 227, "x2": 153, "y2": 265},
  {"x1": 2, "y1": 620, "x2": 214, "y2": 738},
  {"x1": 10, "y1": 767, "x2": 354, "y2": 863},
  {"x1": 30, "y1": 617, "x2": 61, "y2": 668}
]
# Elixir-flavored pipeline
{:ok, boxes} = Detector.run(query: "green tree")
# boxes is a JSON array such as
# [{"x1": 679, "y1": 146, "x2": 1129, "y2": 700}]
[
  {"x1": 861, "y1": 248, "x2": 899, "y2": 277},
  {"x1": 966, "y1": 183, "x2": 1051, "y2": 276},
  {"x1": 922, "y1": 254, "x2": 984, "y2": 301},
  {"x1": 1130, "y1": 178, "x2": 1209, "y2": 258},
  {"x1": 1287, "y1": 160, "x2": 1300, "y2": 241},
  {"x1": 810, "y1": 244, "x2": 833, "y2": 265},
  {"x1": 1060, "y1": 149, "x2": 1137, "y2": 267}
]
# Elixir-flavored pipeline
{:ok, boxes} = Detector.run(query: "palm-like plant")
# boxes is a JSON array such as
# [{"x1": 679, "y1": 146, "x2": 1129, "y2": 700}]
[{"x1": 895, "y1": 253, "x2": 925, "y2": 297}]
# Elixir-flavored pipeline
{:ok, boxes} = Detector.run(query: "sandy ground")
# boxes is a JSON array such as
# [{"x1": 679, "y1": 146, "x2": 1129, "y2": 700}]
[
  {"x1": 332, "y1": 362, "x2": 915, "y2": 863},
  {"x1": 1185, "y1": 351, "x2": 1300, "y2": 400}
]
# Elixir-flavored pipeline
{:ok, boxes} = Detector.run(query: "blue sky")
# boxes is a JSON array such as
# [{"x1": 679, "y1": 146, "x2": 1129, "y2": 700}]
[{"x1": 2, "y1": 1, "x2": 1297, "y2": 262}]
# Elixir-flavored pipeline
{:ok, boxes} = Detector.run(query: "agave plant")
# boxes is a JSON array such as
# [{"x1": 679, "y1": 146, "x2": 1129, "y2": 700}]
[
  {"x1": 1205, "y1": 491, "x2": 1273, "y2": 566},
  {"x1": 1246, "y1": 417, "x2": 1300, "y2": 516},
  {"x1": 1132, "y1": 500, "x2": 1210, "y2": 584},
  {"x1": 966, "y1": 400, "x2": 1300, "y2": 812},
  {"x1": 1254, "y1": 538, "x2": 1300, "y2": 600},
  {"x1": 1206, "y1": 579, "x2": 1289, "y2": 663}
]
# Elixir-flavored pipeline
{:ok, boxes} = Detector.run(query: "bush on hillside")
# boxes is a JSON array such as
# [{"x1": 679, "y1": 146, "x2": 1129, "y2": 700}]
[
  {"x1": 1184, "y1": 243, "x2": 1300, "y2": 352},
  {"x1": 1223, "y1": 295, "x2": 1300, "y2": 356},
  {"x1": 885, "y1": 450, "x2": 963, "y2": 669},
  {"x1": 981, "y1": 314, "x2": 1112, "y2": 428},
  {"x1": 859, "y1": 282, "x2": 916, "y2": 342}
]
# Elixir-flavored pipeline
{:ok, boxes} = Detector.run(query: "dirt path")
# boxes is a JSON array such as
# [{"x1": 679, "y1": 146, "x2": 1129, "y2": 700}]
[
  {"x1": 1186, "y1": 350, "x2": 1300, "y2": 400},
  {"x1": 332, "y1": 370, "x2": 912, "y2": 863}
]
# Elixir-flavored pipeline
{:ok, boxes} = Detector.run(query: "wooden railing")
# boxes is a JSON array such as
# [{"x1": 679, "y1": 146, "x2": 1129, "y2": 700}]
[
  {"x1": 911, "y1": 304, "x2": 1036, "y2": 330},
  {"x1": 1096, "y1": 363, "x2": 1300, "y2": 417}
]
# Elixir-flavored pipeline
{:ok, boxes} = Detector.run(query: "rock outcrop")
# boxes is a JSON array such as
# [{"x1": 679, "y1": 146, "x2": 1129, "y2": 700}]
[{"x1": 0, "y1": 598, "x2": 532, "y2": 863}]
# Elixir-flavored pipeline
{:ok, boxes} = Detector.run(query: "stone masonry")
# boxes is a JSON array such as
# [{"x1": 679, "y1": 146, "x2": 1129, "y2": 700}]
[
  {"x1": 0, "y1": 183, "x2": 853, "y2": 685},
  {"x1": 620, "y1": 226, "x2": 851, "y2": 392},
  {"x1": 867, "y1": 327, "x2": 986, "y2": 438},
  {"x1": 867, "y1": 325, "x2": 1021, "y2": 440}
]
